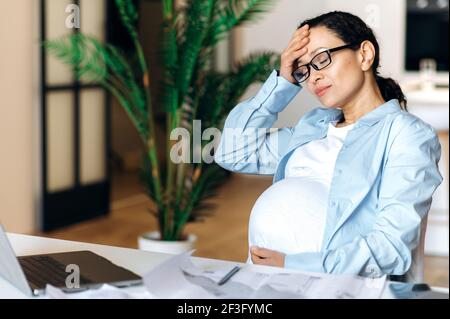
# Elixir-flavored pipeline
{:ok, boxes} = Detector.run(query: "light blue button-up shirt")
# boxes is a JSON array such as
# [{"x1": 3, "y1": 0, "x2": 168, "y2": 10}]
[{"x1": 214, "y1": 70, "x2": 443, "y2": 278}]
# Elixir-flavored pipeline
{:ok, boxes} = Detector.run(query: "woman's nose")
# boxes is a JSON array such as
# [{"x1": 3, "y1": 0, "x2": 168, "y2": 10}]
[{"x1": 308, "y1": 68, "x2": 324, "y2": 84}]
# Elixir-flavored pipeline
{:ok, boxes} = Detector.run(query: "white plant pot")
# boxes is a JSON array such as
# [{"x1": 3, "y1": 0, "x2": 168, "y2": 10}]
[{"x1": 138, "y1": 231, "x2": 197, "y2": 254}]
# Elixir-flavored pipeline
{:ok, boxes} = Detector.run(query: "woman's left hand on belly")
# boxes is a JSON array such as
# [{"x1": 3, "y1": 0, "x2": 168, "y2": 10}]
[{"x1": 250, "y1": 246, "x2": 285, "y2": 267}]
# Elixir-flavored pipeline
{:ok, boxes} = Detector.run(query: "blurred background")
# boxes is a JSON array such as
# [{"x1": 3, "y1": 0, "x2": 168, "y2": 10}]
[{"x1": 0, "y1": 0, "x2": 448, "y2": 287}]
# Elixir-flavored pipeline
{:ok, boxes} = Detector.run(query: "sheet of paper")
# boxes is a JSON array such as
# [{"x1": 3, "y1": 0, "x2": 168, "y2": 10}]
[
  {"x1": 142, "y1": 250, "x2": 216, "y2": 299},
  {"x1": 260, "y1": 272, "x2": 386, "y2": 299},
  {"x1": 181, "y1": 262, "x2": 239, "y2": 284},
  {"x1": 264, "y1": 272, "x2": 322, "y2": 298},
  {"x1": 45, "y1": 284, "x2": 155, "y2": 299},
  {"x1": 178, "y1": 256, "x2": 386, "y2": 299},
  {"x1": 312, "y1": 274, "x2": 387, "y2": 299}
]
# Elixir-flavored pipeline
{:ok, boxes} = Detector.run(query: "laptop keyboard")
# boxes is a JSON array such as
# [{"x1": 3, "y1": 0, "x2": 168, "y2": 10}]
[{"x1": 18, "y1": 255, "x2": 92, "y2": 289}]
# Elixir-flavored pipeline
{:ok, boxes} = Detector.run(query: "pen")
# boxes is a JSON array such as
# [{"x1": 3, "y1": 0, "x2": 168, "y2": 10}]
[{"x1": 217, "y1": 266, "x2": 241, "y2": 286}]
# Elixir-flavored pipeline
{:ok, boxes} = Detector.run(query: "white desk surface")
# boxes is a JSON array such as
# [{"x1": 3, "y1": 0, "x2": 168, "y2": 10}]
[{"x1": 2, "y1": 233, "x2": 448, "y2": 299}]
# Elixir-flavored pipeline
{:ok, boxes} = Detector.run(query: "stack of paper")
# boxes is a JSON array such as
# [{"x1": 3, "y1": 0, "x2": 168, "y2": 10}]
[
  {"x1": 44, "y1": 251, "x2": 386, "y2": 299},
  {"x1": 142, "y1": 251, "x2": 387, "y2": 299}
]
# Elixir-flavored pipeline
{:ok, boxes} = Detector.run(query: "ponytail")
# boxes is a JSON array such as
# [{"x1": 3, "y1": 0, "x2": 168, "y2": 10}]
[{"x1": 375, "y1": 75, "x2": 407, "y2": 111}]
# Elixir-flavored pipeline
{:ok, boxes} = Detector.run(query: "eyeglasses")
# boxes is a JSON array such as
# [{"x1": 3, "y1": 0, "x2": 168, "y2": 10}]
[{"x1": 291, "y1": 42, "x2": 360, "y2": 84}]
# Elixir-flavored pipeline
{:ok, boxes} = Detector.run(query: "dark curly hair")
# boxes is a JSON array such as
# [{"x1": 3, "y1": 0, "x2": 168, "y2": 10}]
[{"x1": 298, "y1": 11, "x2": 407, "y2": 110}]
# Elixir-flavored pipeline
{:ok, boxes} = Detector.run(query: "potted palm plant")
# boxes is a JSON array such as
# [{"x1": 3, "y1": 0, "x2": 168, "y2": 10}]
[{"x1": 46, "y1": 0, "x2": 279, "y2": 254}]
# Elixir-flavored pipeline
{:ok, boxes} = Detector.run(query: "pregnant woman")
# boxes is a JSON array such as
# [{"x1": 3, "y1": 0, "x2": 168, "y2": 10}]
[{"x1": 214, "y1": 11, "x2": 443, "y2": 280}]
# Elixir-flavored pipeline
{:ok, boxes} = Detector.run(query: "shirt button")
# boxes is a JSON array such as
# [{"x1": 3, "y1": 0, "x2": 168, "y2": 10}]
[
  {"x1": 330, "y1": 201, "x2": 336, "y2": 207},
  {"x1": 336, "y1": 169, "x2": 342, "y2": 175}
]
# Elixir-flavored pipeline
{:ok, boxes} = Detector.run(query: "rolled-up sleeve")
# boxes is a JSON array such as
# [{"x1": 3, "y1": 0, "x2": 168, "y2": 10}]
[
  {"x1": 214, "y1": 70, "x2": 301, "y2": 175},
  {"x1": 285, "y1": 119, "x2": 443, "y2": 277}
]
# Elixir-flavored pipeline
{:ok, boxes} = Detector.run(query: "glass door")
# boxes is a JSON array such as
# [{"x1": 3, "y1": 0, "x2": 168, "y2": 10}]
[{"x1": 40, "y1": 0, "x2": 110, "y2": 231}]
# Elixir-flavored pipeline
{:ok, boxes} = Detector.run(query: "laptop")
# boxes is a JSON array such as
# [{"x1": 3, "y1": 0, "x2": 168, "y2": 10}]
[{"x1": 0, "y1": 225, "x2": 142, "y2": 296}]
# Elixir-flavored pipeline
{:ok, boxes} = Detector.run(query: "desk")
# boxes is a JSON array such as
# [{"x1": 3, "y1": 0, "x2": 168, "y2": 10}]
[{"x1": 2, "y1": 233, "x2": 448, "y2": 299}]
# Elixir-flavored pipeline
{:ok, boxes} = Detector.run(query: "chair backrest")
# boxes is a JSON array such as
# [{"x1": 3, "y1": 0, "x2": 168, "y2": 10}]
[{"x1": 405, "y1": 214, "x2": 429, "y2": 283}]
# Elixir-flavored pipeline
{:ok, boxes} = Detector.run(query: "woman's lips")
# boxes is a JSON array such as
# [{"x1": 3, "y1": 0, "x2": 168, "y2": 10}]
[{"x1": 315, "y1": 85, "x2": 332, "y2": 97}]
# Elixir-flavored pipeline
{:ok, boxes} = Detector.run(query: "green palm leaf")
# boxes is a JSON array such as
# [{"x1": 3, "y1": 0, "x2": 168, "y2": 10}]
[
  {"x1": 193, "y1": 51, "x2": 279, "y2": 128},
  {"x1": 45, "y1": 33, "x2": 148, "y2": 137},
  {"x1": 114, "y1": 0, "x2": 139, "y2": 39},
  {"x1": 176, "y1": 0, "x2": 215, "y2": 105},
  {"x1": 205, "y1": 0, "x2": 275, "y2": 47}
]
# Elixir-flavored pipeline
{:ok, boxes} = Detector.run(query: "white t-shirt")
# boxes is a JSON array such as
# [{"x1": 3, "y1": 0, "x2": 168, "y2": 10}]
[
  {"x1": 248, "y1": 121, "x2": 354, "y2": 259},
  {"x1": 284, "y1": 121, "x2": 355, "y2": 181}
]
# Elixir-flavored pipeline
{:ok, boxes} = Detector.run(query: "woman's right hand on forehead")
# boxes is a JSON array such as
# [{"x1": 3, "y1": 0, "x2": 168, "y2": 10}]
[{"x1": 280, "y1": 24, "x2": 310, "y2": 84}]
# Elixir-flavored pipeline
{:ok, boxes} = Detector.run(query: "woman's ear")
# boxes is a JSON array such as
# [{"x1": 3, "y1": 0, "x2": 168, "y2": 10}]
[{"x1": 358, "y1": 40, "x2": 376, "y2": 71}]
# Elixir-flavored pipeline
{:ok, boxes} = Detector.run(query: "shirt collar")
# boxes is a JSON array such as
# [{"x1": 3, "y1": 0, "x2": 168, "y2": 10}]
[{"x1": 319, "y1": 99, "x2": 401, "y2": 127}]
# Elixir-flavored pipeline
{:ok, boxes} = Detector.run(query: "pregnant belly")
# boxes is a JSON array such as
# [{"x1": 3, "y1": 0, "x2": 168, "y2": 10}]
[{"x1": 248, "y1": 177, "x2": 329, "y2": 258}]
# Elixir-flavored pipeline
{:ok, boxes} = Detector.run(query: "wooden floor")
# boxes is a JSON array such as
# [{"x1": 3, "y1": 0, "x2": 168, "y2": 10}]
[{"x1": 40, "y1": 171, "x2": 449, "y2": 288}]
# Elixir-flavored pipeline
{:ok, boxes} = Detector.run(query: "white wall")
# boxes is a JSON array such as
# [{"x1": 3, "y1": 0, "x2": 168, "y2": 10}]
[
  {"x1": 231, "y1": 0, "x2": 410, "y2": 127},
  {"x1": 323, "y1": 0, "x2": 406, "y2": 81},
  {"x1": 0, "y1": 0, "x2": 40, "y2": 233}
]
